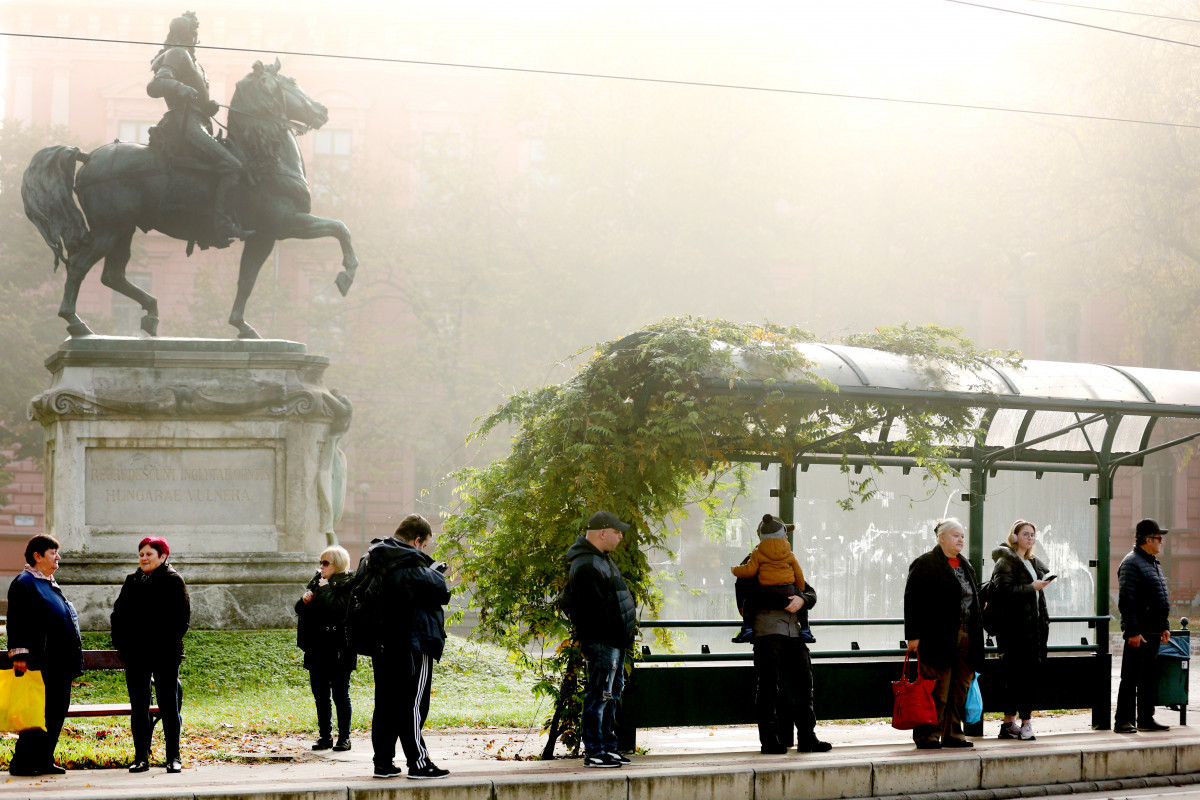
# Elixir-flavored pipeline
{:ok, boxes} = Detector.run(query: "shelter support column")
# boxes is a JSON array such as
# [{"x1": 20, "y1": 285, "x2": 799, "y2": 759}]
[
  {"x1": 965, "y1": 464, "x2": 986, "y2": 737},
  {"x1": 1093, "y1": 465, "x2": 1114, "y2": 730},
  {"x1": 775, "y1": 464, "x2": 797, "y2": 546}
]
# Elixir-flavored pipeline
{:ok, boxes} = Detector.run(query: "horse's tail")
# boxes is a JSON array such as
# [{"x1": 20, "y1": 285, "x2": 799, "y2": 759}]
[{"x1": 21, "y1": 146, "x2": 91, "y2": 272}]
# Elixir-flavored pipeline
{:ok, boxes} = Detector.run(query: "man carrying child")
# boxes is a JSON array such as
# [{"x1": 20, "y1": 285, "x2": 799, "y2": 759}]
[{"x1": 731, "y1": 514, "x2": 830, "y2": 754}]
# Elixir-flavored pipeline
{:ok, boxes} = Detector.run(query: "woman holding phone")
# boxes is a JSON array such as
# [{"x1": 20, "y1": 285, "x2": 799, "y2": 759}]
[{"x1": 987, "y1": 519, "x2": 1053, "y2": 741}]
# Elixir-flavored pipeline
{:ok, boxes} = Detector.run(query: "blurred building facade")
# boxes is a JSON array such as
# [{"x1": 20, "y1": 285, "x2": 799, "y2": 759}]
[{"x1": 3, "y1": 0, "x2": 1200, "y2": 613}]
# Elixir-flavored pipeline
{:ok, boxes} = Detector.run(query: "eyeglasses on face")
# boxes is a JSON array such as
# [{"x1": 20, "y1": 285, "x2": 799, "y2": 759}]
[
  {"x1": 319, "y1": 560, "x2": 331, "y2": 566},
  {"x1": 1146, "y1": 536, "x2": 1164, "y2": 542}
]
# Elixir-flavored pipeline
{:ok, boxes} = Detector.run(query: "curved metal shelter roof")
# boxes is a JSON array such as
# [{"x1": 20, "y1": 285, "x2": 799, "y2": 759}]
[{"x1": 709, "y1": 343, "x2": 1200, "y2": 465}]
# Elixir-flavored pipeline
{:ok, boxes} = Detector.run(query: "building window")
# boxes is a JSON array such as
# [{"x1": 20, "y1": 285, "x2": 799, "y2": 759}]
[
  {"x1": 111, "y1": 273, "x2": 151, "y2": 335},
  {"x1": 118, "y1": 121, "x2": 155, "y2": 145},
  {"x1": 312, "y1": 129, "x2": 353, "y2": 206},
  {"x1": 314, "y1": 129, "x2": 352, "y2": 157}
]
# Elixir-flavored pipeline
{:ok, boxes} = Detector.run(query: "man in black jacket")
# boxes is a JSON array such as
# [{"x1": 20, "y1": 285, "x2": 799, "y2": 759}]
[
  {"x1": 1115, "y1": 519, "x2": 1172, "y2": 733},
  {"x1": 362, "y1": 514, "x2": 452, "y2": 780},
  {"x1": 564, "y1": 510, "x2": 636, "y2": 769}
]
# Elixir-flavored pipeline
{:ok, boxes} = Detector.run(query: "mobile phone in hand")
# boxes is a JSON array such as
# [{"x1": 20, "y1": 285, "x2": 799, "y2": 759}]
[{"x1": 1044, "y1": 574, "x2": 1057, "y2": 582}]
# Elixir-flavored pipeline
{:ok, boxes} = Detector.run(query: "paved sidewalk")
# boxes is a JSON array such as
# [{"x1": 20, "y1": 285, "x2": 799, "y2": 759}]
[{"x1": 3, "y1": 712, "x2": 1196, "y2": 799}]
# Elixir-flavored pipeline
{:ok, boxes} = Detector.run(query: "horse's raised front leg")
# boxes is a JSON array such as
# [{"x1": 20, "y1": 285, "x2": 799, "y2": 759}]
[
  {"x1": 274, "y1": 213, "x2": 358, "y2": 296},
  {"x1": 99, "y1": 227, "x2": 159, "y2": 336},
  {"x1": 59, "y1": 229, "x2": 126, "y2": 337},
  {"x1": 228, "y1": 234, "x2": 276, "y2": 339}
]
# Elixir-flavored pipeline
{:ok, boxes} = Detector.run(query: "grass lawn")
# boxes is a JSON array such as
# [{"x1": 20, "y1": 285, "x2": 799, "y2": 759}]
[{"x1": 0, "y1": 630, "x2": 547, "y2": 769}]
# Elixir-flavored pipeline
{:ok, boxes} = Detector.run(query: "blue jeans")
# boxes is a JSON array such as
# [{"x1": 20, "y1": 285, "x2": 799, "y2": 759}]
[{"x1": 581, "y1": 642, "x2": 625, "y2": 756}]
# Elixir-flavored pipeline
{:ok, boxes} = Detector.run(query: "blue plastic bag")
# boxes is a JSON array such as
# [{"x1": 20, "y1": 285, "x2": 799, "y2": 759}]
[{"x1": 965, "y1": 672, "x2": 983, "y2": 724}]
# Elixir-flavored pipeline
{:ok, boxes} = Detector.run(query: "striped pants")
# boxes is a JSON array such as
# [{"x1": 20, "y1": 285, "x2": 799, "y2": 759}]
[{"x1": 371, "y1": 650, "x2": 434, "y2": 771}]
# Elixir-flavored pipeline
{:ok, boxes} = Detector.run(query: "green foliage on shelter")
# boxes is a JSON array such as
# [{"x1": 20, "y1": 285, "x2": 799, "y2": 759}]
[{"x1": 441, "y1": 315, "x2": 1019, "y2": 751}]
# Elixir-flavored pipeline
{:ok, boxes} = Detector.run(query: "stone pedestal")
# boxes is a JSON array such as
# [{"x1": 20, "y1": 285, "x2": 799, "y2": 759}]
[{"x1": 29, "y1": 337, "x2": 351, "y2": 629}]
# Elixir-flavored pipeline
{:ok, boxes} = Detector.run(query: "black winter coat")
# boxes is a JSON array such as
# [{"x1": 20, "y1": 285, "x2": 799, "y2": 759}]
[
  {"x1": 1118, "y1": 546, "x2": 1170, "y2": 639},
  {"x1": 295, "y1": 571, "x2": 356, "y2": 671},
  {"x1": 904, "y1": 546, "x2": 984, "y2": 670},
  {"x1": 359, "y1": 537, "x2": 450, "y2": 661},
  {"x1": 565, "y1": 535, "x2": 636, "y2": 649},
  {"x1": 988, "y1": 544, "x2": 1050, "y2": 658},
  {"x1": 110, "y1": 563, "x2": 191, "y2": 665}
]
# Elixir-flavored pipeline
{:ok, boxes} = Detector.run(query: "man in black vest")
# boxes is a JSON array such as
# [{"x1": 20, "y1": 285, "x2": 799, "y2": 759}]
[
  {"x1": 564, "y1": 511, "x2": 636, "y2": 769},
  {"x1": 1115, "y1": 518, "x2": 1172, "y2": 733}
]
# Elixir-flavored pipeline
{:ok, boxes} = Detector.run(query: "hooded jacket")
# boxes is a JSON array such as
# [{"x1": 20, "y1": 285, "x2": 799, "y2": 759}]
[
  {"x1": 111, "y1": 562, "x2": 191, "y2": 665},
  {"x1": 565, "y1": 534, "x2": 636, "y2": 649},
  {"x1": 730, "y1": 537, "x2": 805, "y2": 588},
  {"x1": 363, "y1": 536, "x2": 450, "y2": 661},
  {"x1": 988, "y1": 543, "x2": 1050, "y2": 656},
  {"x1": 904, "y1": 545, "x2": 984, "y2": 670}
]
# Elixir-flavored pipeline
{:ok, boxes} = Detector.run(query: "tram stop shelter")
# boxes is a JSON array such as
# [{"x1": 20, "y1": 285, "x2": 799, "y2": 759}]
[{"x1": 621, "y1": 342, "x2": 1200, "y2": 747}]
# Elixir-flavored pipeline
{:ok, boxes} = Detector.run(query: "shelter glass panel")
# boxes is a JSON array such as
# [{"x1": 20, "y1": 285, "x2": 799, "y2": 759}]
[
  {"x1": 1111, "y1": 415, "x2": 1152, "y2": 454},
  {"x1": 1004, "y1": 363, "x2": 1147, "y2": 403},
  {"x1": 984, "y1": 408, "x2": 1026, "y2": 448},
  {"x1": 1023, "y1": 410, "x2": 1110, "y2": 453},
  {"x1": 980, "y1": 470, "x2": 1097, "y2": 649},
  {"x1": 656, "y1": 464, "x2": 971, "y2": 655},
  {"x1": 1123, "y1": 366, "x2": 1200, "y2": 407}
]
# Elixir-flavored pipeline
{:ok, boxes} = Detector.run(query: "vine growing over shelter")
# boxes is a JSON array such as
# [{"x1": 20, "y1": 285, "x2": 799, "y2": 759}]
[{"x1": 440, "y1": 316, "x2": 1019, "y2": 752}]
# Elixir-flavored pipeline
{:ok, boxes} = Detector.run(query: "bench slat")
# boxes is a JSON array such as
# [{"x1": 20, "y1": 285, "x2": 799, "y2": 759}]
[{"x1": 68, "y1": 704, "x2": 160, "y2": 718}]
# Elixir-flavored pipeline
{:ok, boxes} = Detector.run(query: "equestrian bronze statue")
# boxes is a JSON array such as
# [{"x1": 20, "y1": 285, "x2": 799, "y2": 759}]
[{"x1": 22, "y1": 39, "x2": 358, "y2": 338}]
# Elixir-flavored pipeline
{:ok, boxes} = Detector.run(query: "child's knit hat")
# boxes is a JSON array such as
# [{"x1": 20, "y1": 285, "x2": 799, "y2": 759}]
[{"x1": 758, "y1": 514, "x2": 791, "y2": 540}]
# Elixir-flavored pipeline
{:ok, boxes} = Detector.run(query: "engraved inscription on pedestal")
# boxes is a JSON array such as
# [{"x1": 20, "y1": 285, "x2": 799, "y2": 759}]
[{"x1": 85, "y1": 448, "x2": 276, "y2": 526}]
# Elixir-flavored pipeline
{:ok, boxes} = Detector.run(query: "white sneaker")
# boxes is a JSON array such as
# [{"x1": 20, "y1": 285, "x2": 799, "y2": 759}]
[{"x1": 1019, "y1": 720, "x2": 1035, "y2": 740}]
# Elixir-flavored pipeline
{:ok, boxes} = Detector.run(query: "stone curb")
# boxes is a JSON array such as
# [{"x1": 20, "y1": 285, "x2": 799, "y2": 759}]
[
  {"x1": 871, "y1": 770, "x2": 1200, "y2": 800},
  {"x1": 9, "y1": 737, "x2": 1200, "y2": 800}
]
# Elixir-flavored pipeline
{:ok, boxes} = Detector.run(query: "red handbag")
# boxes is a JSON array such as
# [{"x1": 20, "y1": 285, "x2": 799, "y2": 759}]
[{"x1": 891, "y1": 651, "x2": 938, "y2": 730}]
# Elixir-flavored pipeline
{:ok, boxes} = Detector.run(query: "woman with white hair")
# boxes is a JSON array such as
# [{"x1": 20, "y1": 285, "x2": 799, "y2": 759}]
[
  {"x1": 903, "y1": 518, "x2": 985, "y2": 750},
  {"x1": 296, "y1": 545, "x2": 357, "y2": 751}
]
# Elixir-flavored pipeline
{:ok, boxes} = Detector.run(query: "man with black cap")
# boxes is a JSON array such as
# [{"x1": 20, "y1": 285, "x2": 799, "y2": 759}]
[
  {"x1": 1115, "y1": 518, "x2": 1172, "y2": 733},
  {"x1": 563, "y1": 510, "x2": 636, "y2": 768}
]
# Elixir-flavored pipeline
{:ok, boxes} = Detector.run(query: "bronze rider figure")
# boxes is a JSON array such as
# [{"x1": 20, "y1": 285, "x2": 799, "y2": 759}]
[{"x1": 147, "y1": 11, "x2": 246, "y2": 241}]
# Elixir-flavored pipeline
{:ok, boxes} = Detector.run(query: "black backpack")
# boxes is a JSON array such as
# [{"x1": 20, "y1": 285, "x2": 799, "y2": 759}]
[{"x1": 344, "y1": 555, "x2": 392, "y2": 657}]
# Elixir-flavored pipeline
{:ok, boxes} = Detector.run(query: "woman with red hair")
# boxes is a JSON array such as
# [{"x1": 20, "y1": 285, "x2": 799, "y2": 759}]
[{"x1": 110, "y1": 537, "x2": 191, "y2": 774}]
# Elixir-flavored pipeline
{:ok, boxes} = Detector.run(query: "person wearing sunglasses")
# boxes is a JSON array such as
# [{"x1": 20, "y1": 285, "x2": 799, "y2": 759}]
[
  {"x1": 296, "y1": 546, "x2": 357, "y2": 751},
  {"x1": 1115, "y1": 519, "x2": 1172, "y2": 733}
]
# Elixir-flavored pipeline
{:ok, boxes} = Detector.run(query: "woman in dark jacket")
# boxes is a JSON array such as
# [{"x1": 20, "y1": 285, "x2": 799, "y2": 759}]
[
  {"x1": 110, "y1": 537, "x2": 190, "y2": 774},
  {"x1": 296, "y1": 545, "x2": 356, "y2": 751},
  {"x1": 6, "y1": 534, "x2": 83, "y2": 777},
  {"x1": 988, "y1": 519, "x2": 1052, "y2": 741},
  {"x1": 903, "y1": 518, "x2": 984, "y2": 750}
]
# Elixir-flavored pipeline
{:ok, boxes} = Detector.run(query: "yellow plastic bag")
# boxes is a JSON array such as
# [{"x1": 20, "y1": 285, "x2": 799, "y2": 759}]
[{"x1": 0, "y1": 669, "x2": 47, "y2": 732}]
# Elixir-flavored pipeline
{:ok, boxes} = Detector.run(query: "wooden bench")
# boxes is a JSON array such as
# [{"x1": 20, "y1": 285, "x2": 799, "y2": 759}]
[{"x1": 1, "y1": 650, "x2": 161, "y2": 721}]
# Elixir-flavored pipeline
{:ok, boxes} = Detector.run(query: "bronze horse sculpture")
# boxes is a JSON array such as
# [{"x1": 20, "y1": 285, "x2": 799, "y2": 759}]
[{"x1": 22, "y1": 59, "x2": 358, "y2": 339}]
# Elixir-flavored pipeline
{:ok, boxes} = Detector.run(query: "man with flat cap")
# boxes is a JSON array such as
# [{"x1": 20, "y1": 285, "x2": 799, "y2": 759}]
[
  {"x1": 563, "y1": 510, "x2": 636, "y2": 768},
  {"x1": 1115, "y1": 518, "x2": 1172, "y2": 733}
]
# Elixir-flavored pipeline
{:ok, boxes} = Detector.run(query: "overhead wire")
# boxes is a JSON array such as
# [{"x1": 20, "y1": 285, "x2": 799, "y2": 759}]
[
  {"x1": 3, "y1": 27, "x2": 1200, "y2": 130},
  {"x1": 1015, "y1": 0, "x2": 1200, "y2": 25},
  {"x1": 945, "y1": 0, "x2": 1200, "y2": 48}
]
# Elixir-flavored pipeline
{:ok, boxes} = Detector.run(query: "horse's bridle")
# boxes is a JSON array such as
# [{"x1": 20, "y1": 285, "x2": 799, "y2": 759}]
[{"x1": 218, "y1": 77, "x2": 317, "y2": 136}]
